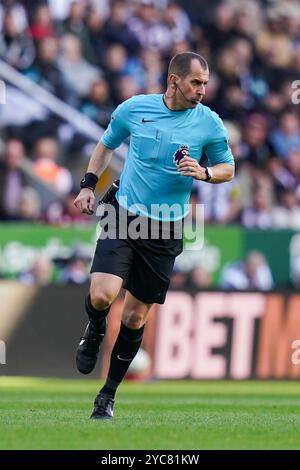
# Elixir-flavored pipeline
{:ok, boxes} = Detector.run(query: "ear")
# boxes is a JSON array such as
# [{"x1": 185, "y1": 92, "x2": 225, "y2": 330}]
[{"x1": 168, "y1": 74, "x2": 178, "y2": 87}]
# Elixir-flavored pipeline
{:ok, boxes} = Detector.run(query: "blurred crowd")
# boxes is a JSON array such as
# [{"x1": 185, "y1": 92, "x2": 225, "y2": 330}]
[
  {"x1": 1, "y1": 0, "x2": 300, "y2": 288},
  {"x1": 3, "y1": 246, "x2": 286, "y2": 291},
  {"x1": 1, "y1": 0, "x2": 300, "y2": 227}
]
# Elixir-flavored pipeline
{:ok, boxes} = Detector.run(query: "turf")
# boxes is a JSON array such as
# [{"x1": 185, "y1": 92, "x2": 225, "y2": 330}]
[{"x1": 0, "y1": 377, "x2": 300, "y2": 450}]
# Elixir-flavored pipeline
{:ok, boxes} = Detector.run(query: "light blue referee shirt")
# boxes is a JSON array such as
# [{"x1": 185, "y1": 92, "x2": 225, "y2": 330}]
[{"x1": 101, "y1": 94, "x2": 234, "y2": 221}]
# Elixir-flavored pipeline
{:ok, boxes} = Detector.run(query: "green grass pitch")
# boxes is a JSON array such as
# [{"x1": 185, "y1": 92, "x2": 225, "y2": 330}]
[{"x1": 1, "y1": 377, "x2": 300, "y2": 450}]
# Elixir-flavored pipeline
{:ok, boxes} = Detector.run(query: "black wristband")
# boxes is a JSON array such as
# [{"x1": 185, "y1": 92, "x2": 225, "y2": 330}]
[{"x1": 80, "y1": 172, "x2": 98, "y2": 191}]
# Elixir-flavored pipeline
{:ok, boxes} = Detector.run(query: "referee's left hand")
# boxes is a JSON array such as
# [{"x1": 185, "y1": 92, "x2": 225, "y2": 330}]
[{"x1": 177, "y1": 156, "x2": 207, "y2": 180}]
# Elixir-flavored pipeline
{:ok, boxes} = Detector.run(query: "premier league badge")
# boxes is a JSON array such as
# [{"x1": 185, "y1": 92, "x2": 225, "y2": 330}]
[{"x1": 173, "y1": 145, "x2": 190, "y2": 167}]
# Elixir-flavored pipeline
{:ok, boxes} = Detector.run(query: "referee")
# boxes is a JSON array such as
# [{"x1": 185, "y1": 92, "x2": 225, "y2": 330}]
[{"x1": 74, "y1": 52, "x2": 235, "y2": 419}]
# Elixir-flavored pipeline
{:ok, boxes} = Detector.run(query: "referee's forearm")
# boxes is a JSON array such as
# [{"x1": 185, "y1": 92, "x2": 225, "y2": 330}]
[
  {"x1": 87, "y1": 142, "x2": 113, "y2": 177},
  {"x1": 209, "y1": 163, "x2": 235, "y2": 183}
]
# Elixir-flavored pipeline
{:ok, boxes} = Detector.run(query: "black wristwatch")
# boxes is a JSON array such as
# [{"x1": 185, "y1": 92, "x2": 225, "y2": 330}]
[{"x1": 204, "y1": 167, "x2": 213, "y2": 181}]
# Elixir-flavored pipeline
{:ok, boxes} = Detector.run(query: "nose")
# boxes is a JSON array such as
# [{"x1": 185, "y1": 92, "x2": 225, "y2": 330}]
[
  {"x1": 197, "y1": 85, "x2": 205, "y2": 96},
  {"x1": 199, "y1": 85, "x2": 205, "y2": 95}
]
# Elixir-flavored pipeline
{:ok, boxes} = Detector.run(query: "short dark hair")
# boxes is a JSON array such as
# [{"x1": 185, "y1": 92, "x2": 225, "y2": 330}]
[{"x1": 168, "y1": 52, "x2": 208, "y2": 78}]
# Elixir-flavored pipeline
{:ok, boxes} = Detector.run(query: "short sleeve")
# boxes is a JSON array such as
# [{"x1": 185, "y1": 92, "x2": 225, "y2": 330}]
[
  {"x1": 101, "y1": 99, "x2": 131, "y2": 149},
  {"x1": 204, "y1": 114, "x2": 235, "y2": 166}
]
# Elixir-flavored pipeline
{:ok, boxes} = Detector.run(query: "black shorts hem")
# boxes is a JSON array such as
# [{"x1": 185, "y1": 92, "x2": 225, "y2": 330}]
[
  {"x1": 89, "y1": 266, "x2": 125, "y2": 280},
  {"x1": 124, "y1": 285, "x2": 167, "y2": 305}
]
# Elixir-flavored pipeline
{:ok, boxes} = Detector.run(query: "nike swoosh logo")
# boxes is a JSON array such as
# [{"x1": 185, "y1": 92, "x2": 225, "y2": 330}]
[
  {"x1": 117, "y1": 355, "x2": 133, "y2": 361},
  {"x1": 142, "y1": 118, "x2": 157, "y2": 123}
]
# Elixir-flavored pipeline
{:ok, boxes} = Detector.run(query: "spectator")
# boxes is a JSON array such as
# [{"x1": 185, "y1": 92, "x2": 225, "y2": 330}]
[
  {"x1": 47, "y1": 0, "x2": 76, "y2": 23},
  {"x1": 139, "y1": 47, "x2": 164, "y2": 90},
  {"x1": 102, "y1": 0, "x2": 140, "y2": 56},
  {"x1": 163, "y1": 2, "x2": 191, "y2": 45},
  {"x1": 255, "y1": 6, "x2": 294, "y2": 70},
  {"x1": 128, "y1": 0, "x2": 172, "y2": 51},
  {"x1": 220, "y1": 251, "x2": 274, "y2": 291},
  {"x1": 0, "y1": 9, "x2": 35, "y2": 69},
  {"x1": 59, "y1": 253, "x2": 90, "y2": 284},
  {"x1": 24, "y1": 36, "x2": 68, "y2": 100},
  {"x1": 269, "y1": 150, "x2": 300, "y2": 199},
  {"x1": 32, "y1": 137, "x2": 72, "y2": 195},
  {"x1": 57, "y1": 33, "x2": 100, "y2": 102},
  {"x1": 19, "y1": 254, "x2": 54, "y2": 285},
  {"x1": 233, "y1": 0, "x2": 263, "y2": 39},
  {"x1": 239, "y1": 113, "x2": 273, "y2": 168},
  {"x1": 115, "y1": 75, "x2": 141, "y2": 103},
  {"x1": 203, "y1": 1, "x2": 236, "y2": 53},
  {"x1": 241, "y1": 186, "x2": 273, "y2": 229},
  {"x1": 0, "y1": 139, "x2": 26, "y2": 220},
  {"x1": 169, "y1": 269, "x2": 187, "y2": 289},
  {"x1": 188, "y1": 265, "x2": 213, "y2": 289},
  {"x1": 195, "y1": 178, "x2": 241, "y2": 224},
  {"x1": 104, "y1": 43, "x2": 129, "y2": 84},
  {"x1": 57, "y1": 0, "x2": 95, "y2": 63},
  {"x1": 29, "y1": 4, "x2": 54, "y2": 41},
  {"x1": 272, "y1": 189, "x2": 300, "y2": 230},
  {"x1": 270, "y1": 110, "x2": 300, "y2": 160},
  {"x1": 19, "y1": 186, "x2": 41, "y2": 221},
  {"x1": 0, "y1": 0, "x2": 28, "y2": 34},
  {"x1": 80, "y1": 78, "x2": 114, "y2": 127},
  {"x1": 85, "y1": 6, "x2": 106, "y2": 67},
  {"x1": 286, "y1": 149, "x2": 300, "y2": 199}
]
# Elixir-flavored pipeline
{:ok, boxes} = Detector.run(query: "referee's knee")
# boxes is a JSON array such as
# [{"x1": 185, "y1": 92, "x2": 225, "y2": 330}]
[
  {"x1": 90, "y1": 291, "x2": 114, "y2": 311},
  {"x1": 122, "y1": 312, "x2": 148, "y2": 329}
]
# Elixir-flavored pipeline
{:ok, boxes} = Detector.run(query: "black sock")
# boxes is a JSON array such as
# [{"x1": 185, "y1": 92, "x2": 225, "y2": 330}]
[
  {"x1": 85, "y1": 294, "x2": 110, "y2": 333},
  {"x1": 100, "y1": 322, "x2": 145, "y2": 397}
]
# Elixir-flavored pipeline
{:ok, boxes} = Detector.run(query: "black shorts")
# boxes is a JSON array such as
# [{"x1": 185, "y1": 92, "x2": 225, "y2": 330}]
[{"x1": 90, "y1": 200, "x2": 183, "y2": 304}]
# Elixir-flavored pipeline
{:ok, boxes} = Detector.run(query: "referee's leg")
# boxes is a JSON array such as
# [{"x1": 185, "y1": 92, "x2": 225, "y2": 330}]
[
  {"x1": 90, "y1": 291, "x2": 152, "y2": 419},
  {"x1": 76, "y1": 272, "x2": 123, "y2": 375},
  {"x1": 90, "y1": 272, "x2": 123, "y2": 310}
]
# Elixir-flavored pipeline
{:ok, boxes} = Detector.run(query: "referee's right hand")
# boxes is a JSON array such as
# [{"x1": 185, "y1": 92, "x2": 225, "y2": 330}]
[{"x1": 74, "y1": 188, "x2": 95, "y2": 215}]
